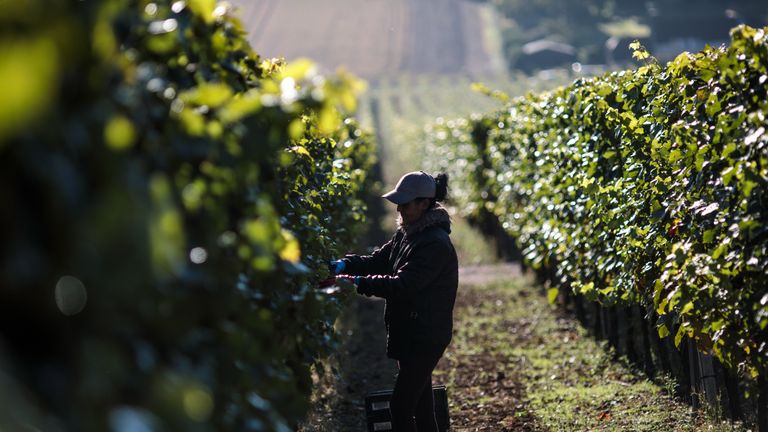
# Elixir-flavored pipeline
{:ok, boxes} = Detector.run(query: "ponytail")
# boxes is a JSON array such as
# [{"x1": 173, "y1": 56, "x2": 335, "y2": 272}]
[{"x1": 432, "y1": 173, "x2": 448, "y2": 206}]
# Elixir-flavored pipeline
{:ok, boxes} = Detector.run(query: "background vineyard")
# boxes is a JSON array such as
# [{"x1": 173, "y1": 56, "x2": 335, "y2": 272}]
[{"x1": 356, "y1": 71, "x2": 581, "y2": 265}]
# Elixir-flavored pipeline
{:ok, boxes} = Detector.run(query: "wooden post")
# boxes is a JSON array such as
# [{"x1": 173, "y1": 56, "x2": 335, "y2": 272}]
[
  {"x1": 594, "y1": 302, "x2": 603, "y2": 339},
  {"x1": 697, "y1": 351, "x2": 718, "y2": 409},
  {"x1": 608, "y1": 306, "x2": 620, "y2": 356},
  {"x1": 600, "y1": 305, "x2": 610, "y2": 341},
  {"x1": 648, "y1": 312, "x2": 672, "y2": 377},
  {"x1": 687, "y1": 339, "x2": 701, "y2": 411},
  {"x1": 637, "y1": 306, "x2": 655, "y2": 377},
  {"x1": 573, "y1": 292, "x2": 586, "y2": 323},
  {"x1": 758, "y1": 373, "x2": 767, "y2": 432},
  {"x1": 720, "y1": 360, "x2": 741, "y2": 422}
]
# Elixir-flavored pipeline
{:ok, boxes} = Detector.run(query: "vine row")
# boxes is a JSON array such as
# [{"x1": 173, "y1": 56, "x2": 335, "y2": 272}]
[
  {"x1": 0, "y1": 0, "x2": 375, "y2": 430},
  {"x1": 426, "y1": 26, "x2": 767, "y2": 380}
]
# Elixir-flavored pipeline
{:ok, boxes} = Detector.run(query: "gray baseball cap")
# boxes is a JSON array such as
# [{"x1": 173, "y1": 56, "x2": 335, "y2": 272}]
[{"x1": 382, "y1": 171, "x2": 436, "y2": 205}]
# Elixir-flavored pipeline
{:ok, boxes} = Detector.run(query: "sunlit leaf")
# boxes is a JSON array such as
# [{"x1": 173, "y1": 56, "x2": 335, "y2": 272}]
[
  {"x1": 547, "y1": 287, "x2": 559, "y2": 304},
  {"x1": 279, "y1": 230, "x2": 301, "y2": 263},
  {"x1": 104, "y1": 115, "x2": 137, "y2": 151},
  {"x1": 188, "y1": 0, "x2": 216, "y2": 24},
  {"x1": 0, "y1": 37, "x2": 58, "y2": 145},
  {"x1": 180, "y1": 83, "x2": 234, "y2": 108}
]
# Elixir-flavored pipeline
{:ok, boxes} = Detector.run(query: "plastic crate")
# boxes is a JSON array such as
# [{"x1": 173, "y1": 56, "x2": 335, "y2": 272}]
[{"x1": 364, "y1": 385, "x2": 449, "y2": 432}]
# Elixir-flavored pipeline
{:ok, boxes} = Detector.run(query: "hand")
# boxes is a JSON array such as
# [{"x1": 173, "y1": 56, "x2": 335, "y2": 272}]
[
  {"x1": 335, "y1": 275, "x2": 360, "y2": 286},
  {"x1": 329, "y1": 259, "x2": 346, "y2": 275}
]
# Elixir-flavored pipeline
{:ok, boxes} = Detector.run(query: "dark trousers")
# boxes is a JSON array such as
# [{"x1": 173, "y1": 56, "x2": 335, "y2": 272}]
[{"x1": 390, "y1": 354, "x2": 441, "y2": 432}]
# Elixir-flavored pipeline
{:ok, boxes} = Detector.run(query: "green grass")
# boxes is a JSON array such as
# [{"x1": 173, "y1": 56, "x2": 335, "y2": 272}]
[{"x1": 444, "y1": 277, "x2": 749, "y2": 431}]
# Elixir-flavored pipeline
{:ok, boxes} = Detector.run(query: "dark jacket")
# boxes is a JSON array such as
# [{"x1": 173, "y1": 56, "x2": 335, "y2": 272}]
[{"x1": 343, "y1": 205, "x2": 459, "y2": 360}]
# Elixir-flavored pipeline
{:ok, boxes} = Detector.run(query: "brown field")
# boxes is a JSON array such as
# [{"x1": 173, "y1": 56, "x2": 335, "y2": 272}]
[{"x1": 228, "y1": 0, "x2": 501, "y2": 80}]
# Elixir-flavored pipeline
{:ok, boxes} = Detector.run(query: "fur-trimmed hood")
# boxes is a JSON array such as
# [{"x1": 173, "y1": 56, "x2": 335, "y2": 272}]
[{"x1": 398, "y1": 204, "x2": 451, "y2": 237}]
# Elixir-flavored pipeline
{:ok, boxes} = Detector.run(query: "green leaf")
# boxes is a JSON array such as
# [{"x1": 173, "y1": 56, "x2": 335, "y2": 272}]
[
  {"x1": 721, "y1": 166, "x2": 736, "y2": 185},
  {"x1": 149, "y1": 174, "x2": 184, "y2": 276},
  {"x1": 668, "y1": 149, "x2": 682, "y2": 163},
  {"x1": 681, "y1": 301, "x2": 694, "y2": 315},
  {"x1": 721, "y1": 142, "x2": 736, "y2": 159},
  {"x1": 712, "y1": 243, "x2": 728, "y2": 260}
]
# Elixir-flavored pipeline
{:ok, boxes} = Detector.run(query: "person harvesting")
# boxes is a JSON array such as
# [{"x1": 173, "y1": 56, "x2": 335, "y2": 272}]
[{"x1": 331, "y1": 171, "x2": 458, "y2": 432}]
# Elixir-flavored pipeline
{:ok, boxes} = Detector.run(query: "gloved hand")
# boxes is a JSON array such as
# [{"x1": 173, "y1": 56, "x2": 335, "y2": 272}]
[{"x1": 328, "y1": 259, "x2": 346, "y2": 275}]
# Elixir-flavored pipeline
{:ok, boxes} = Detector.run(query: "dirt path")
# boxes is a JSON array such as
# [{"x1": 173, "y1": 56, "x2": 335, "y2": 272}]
[
  {"x1": 433, "y1": 264, "x2": 543, "y2": 431},
  {"x1": 300, "y1": 264, "x2": 742, "y2": 431}
]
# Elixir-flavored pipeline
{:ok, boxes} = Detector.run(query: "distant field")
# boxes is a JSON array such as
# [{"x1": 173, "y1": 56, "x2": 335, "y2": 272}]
[{"x1": 228, "y1": 0, "x2": 505, "y2": 80}]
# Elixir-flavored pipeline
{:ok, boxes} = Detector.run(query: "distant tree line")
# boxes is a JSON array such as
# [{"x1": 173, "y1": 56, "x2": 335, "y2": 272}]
[{"x1": 484, "y1": 0, "x2": 767, "y2": 71}]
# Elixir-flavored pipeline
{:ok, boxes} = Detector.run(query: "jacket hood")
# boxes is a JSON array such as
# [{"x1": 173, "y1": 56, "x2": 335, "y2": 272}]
[{"x1": 398, "y1": 203, "x2": 451, "y2": 237}]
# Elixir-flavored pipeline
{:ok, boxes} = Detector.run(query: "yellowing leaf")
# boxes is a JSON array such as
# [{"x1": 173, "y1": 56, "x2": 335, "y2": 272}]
[
  {"x1": 181, "y1": 83, "x2": 233, "y2": 108},
  {"x1": 220, "y1": 90, "x2": 262, "y2": 124},
  {"x1": 318, "y1": 105, "x2": 340, "y2": 135},
  {"x1": 281, "y1": 58, "x2": 315, "y2": 80},
  {"x1": 104, "y1": 115, "x2": 137, "y2": 151},
  {"x1": 178, "y1": 109, "x2": 206, "y2": 136},
  {"x1": 288, "y1": 119, "x2": 306, "y2": 140},
  {"x1": 188, "y1": 0, "x2": 216, "y2": 24},
  {"x1": 674, "y1": 324, "x2": 686, "y2": 347},
  {"x1": 0, "y1": 37, "x2": 59, "y2": 145},
  {"x1": 279, "y1": 230, "x2": 301, "y2": 263},
  {"x1": 657, "y1": 297, "x2": 669, "y2": 315},
  {"x1": 289, "y1": 145, "x2": 311, "y2": 158},
  {"x1": 243, "y1": 220, "x2": 272, "y2": 244},
  {"x1": 547, "y1": 287, "x2": 559, "y2": 304},
  {"x1": 658, "y1": 324, "x2": 670, "y2": 338}
]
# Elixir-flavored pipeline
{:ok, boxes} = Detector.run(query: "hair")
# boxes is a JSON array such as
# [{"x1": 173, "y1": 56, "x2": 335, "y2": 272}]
[
  {"x1": 424, "y1": 173, "x2": 448, "y2": 208},
  {"x1": 434, "y1": 173, "x2": 448, "y2": 201}
]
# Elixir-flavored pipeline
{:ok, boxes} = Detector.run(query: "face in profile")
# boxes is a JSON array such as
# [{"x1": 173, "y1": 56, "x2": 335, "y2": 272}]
[{"x1": 396, "y1": 199, "x2": 429, "y2": 226}]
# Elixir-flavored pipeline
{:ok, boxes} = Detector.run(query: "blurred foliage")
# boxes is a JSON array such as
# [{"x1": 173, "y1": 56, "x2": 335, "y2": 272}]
[
  {"x1": 425, "y1": 26, "x2": 768, "y2": 379},
  {"x1": 0, "y1": 0, "x2": 376, "y2": 431}
]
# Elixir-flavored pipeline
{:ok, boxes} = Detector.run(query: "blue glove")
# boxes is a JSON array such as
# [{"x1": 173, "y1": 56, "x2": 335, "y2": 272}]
[{"x1": 329, "y1": 259, "x2": 346, "y2": 275}]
